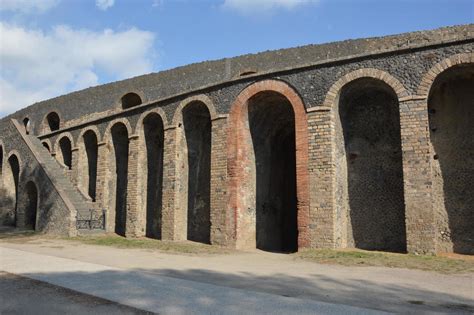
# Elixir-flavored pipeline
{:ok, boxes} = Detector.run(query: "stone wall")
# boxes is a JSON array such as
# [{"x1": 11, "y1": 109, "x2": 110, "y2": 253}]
[{"x1": 1, "y1": 25, "x2": 473, "y2": 254}]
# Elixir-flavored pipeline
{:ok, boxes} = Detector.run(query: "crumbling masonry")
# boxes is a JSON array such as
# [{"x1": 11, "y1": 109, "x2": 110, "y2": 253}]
[{"x1": 1, "y1": 25, "x2": 473, "y2": 254}]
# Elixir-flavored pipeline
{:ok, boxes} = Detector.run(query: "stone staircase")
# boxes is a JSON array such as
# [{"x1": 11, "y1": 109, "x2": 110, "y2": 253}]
[{"x1": 12, "y1": 119, "x2": 105, "y2": 235}]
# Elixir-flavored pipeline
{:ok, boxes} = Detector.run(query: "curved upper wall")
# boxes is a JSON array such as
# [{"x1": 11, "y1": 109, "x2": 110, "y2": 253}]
[{"x1": 2, "y1": 24, "x2": 473, "y2": 132}]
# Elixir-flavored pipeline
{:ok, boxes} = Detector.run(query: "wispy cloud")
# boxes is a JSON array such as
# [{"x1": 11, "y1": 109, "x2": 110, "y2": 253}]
[
  {"x1": 222, "y1": 0, "x2": 319, "y2": 15},
  {"x1": 96, "y1": 0, "x2": 115, "y2": 11},
  {"x1": 0, "y1": 0, "x2": 60, "y2": 14},
  {"x1": 0, "y1": 22, "x2": 156, "y2": 115}
]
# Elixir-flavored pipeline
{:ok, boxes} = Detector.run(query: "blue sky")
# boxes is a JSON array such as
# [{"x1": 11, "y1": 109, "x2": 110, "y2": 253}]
[{"x1": 0, "y1": 0, "x2": 472, "y2": 116}]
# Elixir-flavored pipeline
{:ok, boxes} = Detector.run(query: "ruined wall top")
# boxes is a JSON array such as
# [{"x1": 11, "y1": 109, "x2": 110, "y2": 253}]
[{"x1": 2, "y1": 24, "x2": 473, "y2": 127}]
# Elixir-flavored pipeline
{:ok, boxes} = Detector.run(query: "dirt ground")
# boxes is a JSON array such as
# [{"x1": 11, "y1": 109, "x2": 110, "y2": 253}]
[{"x1": 1, "y1": 232, "x2": 473, "y2": 314}]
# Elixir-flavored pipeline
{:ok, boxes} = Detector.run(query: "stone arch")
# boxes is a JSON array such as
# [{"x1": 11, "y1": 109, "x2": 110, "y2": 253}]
[
  {"x1": 176, "y1": 98, "x2": 213, "y2": 244},
  {"x1": 333, "y1": 74, "x2": 406, "y2": 252},
  {"x1": 103, "y1": 119, "x2": 131, "y2": 236},
  {"x1": 135, "y1": 108, "x2": 169, "y2": 134},
  {"x1": 41, "y1": 139, "x2": 52, "y2": 152},
  {"x1": 42, "y1": 111, "x2": 61, "y2": 133},
  {"x1": 54, "y1": 133, "x2": 74, "y2": 170},
  {"x1": 425, "y1": 56, "x2": 474, "y2": 254},
  {"x1": 23, "y1": 180, "x2": 38, "y2": 230},
  {"x1": 22, "y1": 117, "x2": 32, "y2": 135},
  {"x1": 417, "y1": 53, "x2": 474, "y2": 96},
  {"x1": 120, "y1": 91, "x2": 145, "y2": 109},
  {"x1": 172, "y1": 94, "x2": 218, "y2": 126},
  {"x1": 136, "y1": 111, "x2": 165, "y2": 239},
  {"x1": 103, "y1": 118, "x2": 133, "y2": 142},
  {"x1": 4, "y1": 151, "x2": 21, "y2": 226},
  {"x1": 227, "y1": 79, "x2": 310, "y2": 251},
  {"x1": 77, "y1": 126, "x2": 101, "y2": 202},
  {"x1": 323, "y1": 68, "x2": 409, "y2": 108}
]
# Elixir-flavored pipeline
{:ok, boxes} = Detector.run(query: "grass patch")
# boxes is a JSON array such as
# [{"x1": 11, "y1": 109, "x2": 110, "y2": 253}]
[
  {"x1": 295, "y1": 248, "x2": 474, "y2": 274},
  {"x1": 67, "y1": 234, "x2": 232, "y2": 255}
]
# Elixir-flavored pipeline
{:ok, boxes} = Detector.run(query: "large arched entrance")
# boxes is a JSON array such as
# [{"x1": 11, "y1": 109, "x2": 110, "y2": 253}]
[
  {"x1": 182, "y1": 101, "x2": 212, "y2": 244},
  {"x1": 143, "y1": 113, "x2": 165, "y2": 239},
  {"x1": 24, "y1": 181, "x2": 38, "y2": 230},
  {"x1": 111, "y1": 123, "x2": 129, "y2": 236},
  {"x1": 227, "y1": 80, "x2": 309, "y2": 252},
  {"x1": 251, "y1": 91, "x2": 297, "y2": 252},
  {"x1": 428, "y1": 64, "x2": 474, "y2": 254},
  {"x1": 336, "y1": 77, "x2": 406, "y2": 252}
]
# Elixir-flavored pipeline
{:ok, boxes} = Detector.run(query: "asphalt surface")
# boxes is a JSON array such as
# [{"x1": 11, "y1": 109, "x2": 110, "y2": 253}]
[
  {"x1": 1, "y1": 247, "x2": 386, "y2": 315},
  {"x1": 0, "y1": 272, "x2": 153, "y2": 315}
]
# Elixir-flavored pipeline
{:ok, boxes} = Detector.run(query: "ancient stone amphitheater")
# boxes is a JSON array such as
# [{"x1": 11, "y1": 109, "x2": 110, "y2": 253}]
[{"x1": 0, "y1": 24, "x2": 472, "y2": 255}]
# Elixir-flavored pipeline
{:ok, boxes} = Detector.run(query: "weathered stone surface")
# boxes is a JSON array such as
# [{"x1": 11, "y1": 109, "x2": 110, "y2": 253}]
[{"x1": 1, "y1": 25, "x2": 473, "y2": 254}]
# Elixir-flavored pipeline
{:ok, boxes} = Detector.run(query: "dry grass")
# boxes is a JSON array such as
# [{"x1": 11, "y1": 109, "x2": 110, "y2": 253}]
[
  {"x1": 295, "y1": 248, "x2": 474, "y2": 274},
  {"x1": 67, "y1": 234, "x2": 233, "y2": 255}
]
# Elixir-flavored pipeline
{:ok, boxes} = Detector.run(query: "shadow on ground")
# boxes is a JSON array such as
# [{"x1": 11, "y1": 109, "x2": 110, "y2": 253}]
[{"x1": 17, "y1": 267, "x2": 474, "y2": 314}]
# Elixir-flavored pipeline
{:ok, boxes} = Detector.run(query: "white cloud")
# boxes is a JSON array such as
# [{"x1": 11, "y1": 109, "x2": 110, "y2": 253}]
[
  {"x1": 0, "y1": 22, "x2": 156, "y2": 115},
  {"x1": 96, "y1": 0, "x2": 114, "y2": 11},
  {"x1": 222, "y1": 0, "x2": 319, "y2": 15},
  {"x1": 0, "y1": 0, "x2": 60, "y2": 13}
]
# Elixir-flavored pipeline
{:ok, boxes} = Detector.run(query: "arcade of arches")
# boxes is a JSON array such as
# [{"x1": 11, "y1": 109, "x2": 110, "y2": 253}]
[{"x1": 1, "y1": 61, "x2": 473, "y2": 255}]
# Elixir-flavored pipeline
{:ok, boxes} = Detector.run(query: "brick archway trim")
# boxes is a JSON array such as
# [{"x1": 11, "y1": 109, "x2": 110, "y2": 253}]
[
  {"x1": 417, "y1": 53, "x2": 474, "y2": 96},
  {"x1": 322, "y1": 68, "x2": 409, "y2": 107},
  {"x1": 171, "y1": 94, "x2": 218, "y2": 126},
  {"x1": 135, "y1": 108, "x2": 169, "y2": 134},
  {"x1": 227, "y1": 79, "x2": 310, "y2": 249},
  {"x1": 103, "y1": 118, "x2": 134, "y2": 142},
  {"x1": 77, "y1": 126, "x2": 102, "y2": 145}
]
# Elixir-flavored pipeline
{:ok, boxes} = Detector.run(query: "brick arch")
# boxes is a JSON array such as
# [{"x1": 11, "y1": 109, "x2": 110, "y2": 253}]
[
  {"x1": 171, "y1": 94, "x2": 218, "y2": 126},
  {"x1": 53, "y1": 132, "x2": 75, "y2": 154},
  {"x1": 323, "y1": 68, "x2": 409, "y2": 107},
  {"x1": 417, "y1": 53, "x2": 474, "y2": 96},
  {"x1": 77, "y1": 126, "x2": 102, "y2": 145},
  {"x1": 103, "y1": 118, "x2": 134, "y2": 142},
  {"x1": 135, "y1": 108, "x2": 169, "y2": 134},
  {"x1": 227, "y1": 79, "x2": 310, "y2": 249}
]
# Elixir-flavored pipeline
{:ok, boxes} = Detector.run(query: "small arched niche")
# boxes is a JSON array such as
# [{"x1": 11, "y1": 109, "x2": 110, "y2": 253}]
[
  {"x1": 46, "y1": 112, "x2": 60, "y2": 132},
  {"x1": 121, "y1": 93, "x2": 142, "y2": 109},
  {"x1": 23, "y1": 118, "x2": 31, "y2": 134}
]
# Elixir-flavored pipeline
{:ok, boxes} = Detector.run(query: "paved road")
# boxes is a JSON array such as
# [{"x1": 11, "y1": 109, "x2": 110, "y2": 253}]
[
  {"x1": 0, "y1": 272, "x2": 152, "y2": 315},
  {"x1": 1, "y1": 247, "x2": 386, "y2": 315},
  {"x1": 1, "y1": 238, "x2": 472, "y2": 314}
]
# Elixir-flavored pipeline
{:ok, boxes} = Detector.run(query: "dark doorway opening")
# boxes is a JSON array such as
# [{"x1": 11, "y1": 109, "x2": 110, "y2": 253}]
[
  {"x1": 111, "y1": 123, "x2": 129, "y2": 236},
  {"x1": 429, "y1": 64, "x2": 474, "y2": 254},
  {"x1": 143, "y1": 114, "x2": 164, "y2": 239},
  {"x1": 24, "y1": 181, "x2": 38, "y2": 230},
  {"x1": 183, "y1": 102, "x2": 211, "y2": 244},
  {"x1": 338, "y1": 78, "x2": 406, "y2": 252},
  {"x1": 248, "y1": 92, "x2": 298, "y2": 253},
  {"x1": 7, "y1": 155, "x2": 20, "y2": 226},
  {"x1": 84, "y1": 130, "x2": 98, "y2": 202},
  {"x1": 59, "y1": 137, "x2": 72, "y2": 169}
]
